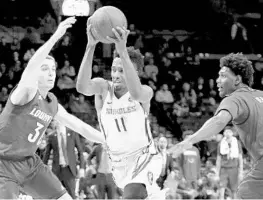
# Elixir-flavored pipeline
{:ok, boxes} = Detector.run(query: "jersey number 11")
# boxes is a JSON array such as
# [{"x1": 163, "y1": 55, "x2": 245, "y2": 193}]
[{"x1": 115, "y1": 117, "x2": 127, "y2": 132}]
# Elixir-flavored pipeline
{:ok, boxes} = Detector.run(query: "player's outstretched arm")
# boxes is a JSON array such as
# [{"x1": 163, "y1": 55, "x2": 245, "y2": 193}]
[
  {"x1": 107, "y1": 27, "x2": 153, "y2": 103},
  {"x1": 168, "y1": 110, "x2": 231, "y2": 157},
  {"x1": 76, "y1": 22, "x2": 108, "y2": 96},
  {"x1": 11, "y1": 17, "x2": 76, "y2": 105},
  {"x1": 55, "y1": 104, "x2": 105, "y2": 144}
]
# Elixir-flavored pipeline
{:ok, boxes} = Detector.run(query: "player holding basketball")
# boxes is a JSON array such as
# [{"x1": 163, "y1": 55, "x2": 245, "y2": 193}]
[
  {"x1": 0, "y1": 17, "x2": 105, "y2": 199},
  {"x1": 77, "y1": 24, "x2": 166, "y2": 199},
  {"x1": 169, "y1": 53, "x2": 263, "y2": 199}
]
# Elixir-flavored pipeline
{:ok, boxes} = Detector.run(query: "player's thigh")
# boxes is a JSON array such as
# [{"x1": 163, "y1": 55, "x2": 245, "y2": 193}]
[
  {"x1": 237, "y1": 168, "x2": 263, "y2": 199},
  {"x1": 0, "y1": 178, "x2": 20, "y2": 199},
  {"x1": 22, "y1": 161, "x2": 67, "y2": 199},
  {"x1": 123, "y1": 183, "x2": 148, "y2": 199}
]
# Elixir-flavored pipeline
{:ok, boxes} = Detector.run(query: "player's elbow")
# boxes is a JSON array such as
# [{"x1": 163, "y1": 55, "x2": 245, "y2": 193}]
[
  {"x1": 213, "y1": 115, "x2": 229, "y2": 129},
  {"x1": 76, "y1": 83, "x2": 94, "y2": 96}
]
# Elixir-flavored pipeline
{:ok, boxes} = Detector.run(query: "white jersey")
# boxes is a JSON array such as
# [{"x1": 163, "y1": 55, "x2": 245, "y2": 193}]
[{"x1": 99, "y1": 83, "x2": 153, "y2": 159}]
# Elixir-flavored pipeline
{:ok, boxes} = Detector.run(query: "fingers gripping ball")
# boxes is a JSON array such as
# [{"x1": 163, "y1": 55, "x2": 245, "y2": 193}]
[{"x1": 88, "y1": 6, "x2": 128, "y2": 44}]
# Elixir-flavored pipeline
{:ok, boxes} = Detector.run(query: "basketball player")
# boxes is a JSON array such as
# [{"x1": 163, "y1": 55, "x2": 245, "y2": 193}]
[
  {"x1": 76, "y1": 25, "x2": 167, "y2": 199},
  {"x1": 0, "y1": 17, "x2": 105, "y2": 199},
  {"x1": 169, "y1": 53, "x2": 263, "y2": 199}
]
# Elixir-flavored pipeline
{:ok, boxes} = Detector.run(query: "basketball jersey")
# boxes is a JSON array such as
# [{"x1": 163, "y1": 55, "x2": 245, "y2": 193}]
[
  {"x1": 99, "y1": 83, "x2": 153, "y2": 158},
  {"x1": 0, "y1": 88, "x2": 58, "y2": 160},
  {"x1": 215, "y1": 87, "x2": 263, "y2": 161}
]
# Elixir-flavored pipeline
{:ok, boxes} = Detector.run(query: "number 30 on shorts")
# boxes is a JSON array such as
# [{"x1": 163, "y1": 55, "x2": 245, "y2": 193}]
[{"x1": 28, "y1": 122, "x2": 45, "y2": 144}]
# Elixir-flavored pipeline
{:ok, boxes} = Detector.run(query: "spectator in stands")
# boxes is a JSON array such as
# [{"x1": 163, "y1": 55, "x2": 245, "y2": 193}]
[
  {"x1": 189, "y1": 98, "x2": 202, "y2": 117},
  {"x1": 144, "y1": 57, "x2": 159, "y2": 80},
  {"x1": 179, "y1": 130, "x2": 201, "y2": 190},
  {"x1": 43, "y1": 120, "x2": 85, "y2": 198},
  {"x1": 155, "y1": 83, "x2": 174, "y2": 104},
  {"x1": 92, "y1": 64, "x2": 103, "y2": 78},
  {"x1": 156, "y1": 136, "x2": 173, "y2": 189},
  {"x1": 20, "y1": 27, "x2": 39, "y2": 51},
  {"x1": 36, "y1": 136, "x2": 47, "y2": 160},
  {"x1": 57, "y1": 60, "x2": 76, "y2": 89},
  {"x1": 23, "y1": 48, "x2": 35, "y2": 62},
  {"x1": 195, "y1": 76, "x2": 206, "y2": 100},
  {"x1": 40, "y1": 13, "x2": 57, "y2": 41},
  {"x1": 10, "y1": 37, "x2": 21, "y2": 51},
  {"x1": 0, "y1": 87, "x2": 8, "y2": 103},
  {"x1": 127, "y1": 23, "x2": 139, "y2": 47},
  {"x1": 12, "y1": 51, "x2": 20, "y2": 63},
  {"x1": 180, "y1": 82, "x2": 197, "y2": 106},
  {"x1": 88, "y1": 143, "x2": 117, "y2": 199},
  {"x1": 172, "y1": 98, "x2": 189, "y2": 117},
  {"x1": 0, "y1": 36, "x2": 11, "y2": 63},
  {"x1": 0, "y1": 63, "x2": 6, "y2": 74},
  {"x1": 216, "y1": 126, "x2": 243, "y2": 199}
]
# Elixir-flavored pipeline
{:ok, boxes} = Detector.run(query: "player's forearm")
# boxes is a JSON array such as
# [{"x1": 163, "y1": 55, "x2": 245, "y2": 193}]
[
  {"x1": 76, "y1": 44, "x2": 96, "y2": 93},
  {"x1": 119, "y1": 50, "x2": 143, "y2": 100},
  {"x1": 186, "y1": 116, "x2": 226, "y2": 145},
  {"x1": 68, "y1": 116, "x2": 105, "y2": 144}
]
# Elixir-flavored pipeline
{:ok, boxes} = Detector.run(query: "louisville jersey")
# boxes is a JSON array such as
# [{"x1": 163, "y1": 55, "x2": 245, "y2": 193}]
[
  {"x1": 0, "y1": 89, "x2": 58, "y2": 159},
  {"x1": 215, "y1": 87, "x2": 263, "y2": 161},
  {"x1": 99, "y1": 83, "x2": 153, "y2": 158}
]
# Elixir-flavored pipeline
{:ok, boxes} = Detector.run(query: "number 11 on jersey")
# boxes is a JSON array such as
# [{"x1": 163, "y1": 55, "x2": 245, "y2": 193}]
[{"x1": 115, "y1": 117, "x2": 127, "y2": 132}]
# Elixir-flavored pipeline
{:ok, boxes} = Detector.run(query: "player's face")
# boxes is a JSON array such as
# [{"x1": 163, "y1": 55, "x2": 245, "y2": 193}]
[
  {"x1": 38, "y1": 58, "x2": 56, "y2": 90},
  {"x1": 111, "y1": 58, "x2": 126, "y2": 90},
  {"x1": 216, "y1": 67, "x2": 236, "y2": 97},
  {"x1": 158, "y1": 137, "x2": 168, "y2": 150},
  {"x1": 224, "y1": 129, "x2": 233, "y2": 139}
]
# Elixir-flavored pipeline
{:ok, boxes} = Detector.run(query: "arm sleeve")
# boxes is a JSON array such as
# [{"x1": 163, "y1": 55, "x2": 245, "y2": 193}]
[{"x1": 214, "y1": 95, "x2": 249, "y2": 124}]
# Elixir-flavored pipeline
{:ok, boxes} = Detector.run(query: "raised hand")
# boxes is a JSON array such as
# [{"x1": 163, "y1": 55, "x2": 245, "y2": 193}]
[
  {"x1": 86, "y1": 18, "x2": 99, "y2": 47},
  {"x1": 106, "y1": 26, "x2": 130, "y2": 54},
  {"x1": 53, "y1": 17, "x2": 76, "y2": 40}
]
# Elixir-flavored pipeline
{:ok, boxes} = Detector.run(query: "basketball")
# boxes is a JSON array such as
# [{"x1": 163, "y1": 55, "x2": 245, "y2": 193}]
[{"x1": 88, "y1": 6, "x2": 128, "y2": 44}]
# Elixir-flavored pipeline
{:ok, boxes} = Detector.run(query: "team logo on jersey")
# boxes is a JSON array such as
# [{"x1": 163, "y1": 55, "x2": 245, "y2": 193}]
[
  {"x1": 128, "y1": 97, "x2": 133, "y2": 102},
  {"x1": 147, "y1": 171, "x2": 154, "y2": 185},
  {"x1": 38, "y1": 95, "x2": 43, "y2": 100}
]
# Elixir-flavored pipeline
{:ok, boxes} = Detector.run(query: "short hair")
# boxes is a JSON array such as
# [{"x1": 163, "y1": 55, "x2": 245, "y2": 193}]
[
  {"x1": 114, "y1": 47, "x2": 144, "y2": 73},
  {"x1": 46, "y1": 55, "x2": 55, "y2": 61},
  {"x1": 45, "y1": 55, "x2": 57, "y2": 67},
  {"x1": 219, "y1": 53, "x2": 254, "y2": 86}
]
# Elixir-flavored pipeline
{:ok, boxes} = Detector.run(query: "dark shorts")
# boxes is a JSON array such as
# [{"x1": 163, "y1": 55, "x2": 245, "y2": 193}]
[
  {"x1": 237, "y1": 156, "x2": 263, "y2": 199},
  {"x1": 0, "y1": 154, "x2": 66, "y2": 199},
  {"x1": 220, "y1": 167, "x2": 239, "y2": 191}
]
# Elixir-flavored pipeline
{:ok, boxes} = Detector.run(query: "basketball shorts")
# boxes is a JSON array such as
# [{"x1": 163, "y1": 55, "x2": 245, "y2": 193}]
[
  {"x1": 0, "y1": 154, "x2": 66, "y2": 199},
  {"x1": 110, "y1": 147, "x2": 165, "y2": 199},
  {"x1": 237, "y1": 156, "x2": 263, "y2": 199},
  {"x1": 219, "y1": 167, "x2": 239, "y2": 191}
]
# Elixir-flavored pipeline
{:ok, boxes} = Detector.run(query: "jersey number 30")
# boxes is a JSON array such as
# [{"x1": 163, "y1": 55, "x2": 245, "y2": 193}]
[{"x1": 28, "y1": 122, "x2": 45, "y2": 144}]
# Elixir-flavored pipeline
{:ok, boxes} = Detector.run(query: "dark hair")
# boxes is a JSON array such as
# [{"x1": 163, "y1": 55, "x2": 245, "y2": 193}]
[
  {"x1": 220, "y1": 53, "x2": 254, "y2": 86},
  {"x1": 114, "y1": 47, "x2": 144, "y2": 73}
]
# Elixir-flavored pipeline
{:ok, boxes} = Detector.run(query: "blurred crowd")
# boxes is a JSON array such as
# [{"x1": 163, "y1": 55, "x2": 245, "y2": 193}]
[{"x1": 0, "y1": 12, "x2": 259, "y2": 200}]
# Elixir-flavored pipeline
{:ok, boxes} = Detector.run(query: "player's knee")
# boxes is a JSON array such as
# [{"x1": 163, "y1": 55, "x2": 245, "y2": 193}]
[{"x1": 123, "y1": 183, "x2": 147, "y2": 199}]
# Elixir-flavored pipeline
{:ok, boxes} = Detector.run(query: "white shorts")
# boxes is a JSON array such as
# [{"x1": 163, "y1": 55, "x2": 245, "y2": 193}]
[{"x1": 110, "y1": 148, "x2": 164, "y2": 199}]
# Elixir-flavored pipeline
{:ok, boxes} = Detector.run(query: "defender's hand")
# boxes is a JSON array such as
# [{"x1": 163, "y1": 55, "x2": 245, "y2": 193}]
[{"x1": 53, "y1": 17, "x2": 76, "y2": 40}]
